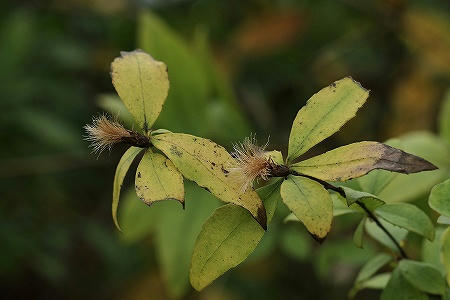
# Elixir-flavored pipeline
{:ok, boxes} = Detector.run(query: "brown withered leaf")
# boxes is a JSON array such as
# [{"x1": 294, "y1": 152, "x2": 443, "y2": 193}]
[{"x1": 290, "y1": 141, "x2": 438, "y2": 182}]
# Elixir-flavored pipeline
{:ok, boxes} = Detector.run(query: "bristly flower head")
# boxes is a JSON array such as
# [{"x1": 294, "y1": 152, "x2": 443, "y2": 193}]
[
  {"x1": 84, "y1": 115, "x2": 131, "y2": 154},
  {"x1": 229, "y1": 135, "x2": 272, "y2": 193}
]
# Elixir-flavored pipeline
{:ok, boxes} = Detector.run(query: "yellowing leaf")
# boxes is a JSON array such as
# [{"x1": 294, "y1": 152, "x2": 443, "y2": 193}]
[
  {"x1": 280, "y1": 175, "x2": 332, "y2": 240},
  {"x1": 135, "y1": 150, "x2": 184, "y2": 206},
  {"x1": 287, "y1": 77, "x2": 369, "y2": 162},
  {"x1": 111, "y1": 50, "x2": 169, "y2": 132},
  {"x1": 151, "y1": 133, "x2": 267, "y2": 229},
  {"x1": 190, "y1": 181, "x2": 281, "y2": 291},
  {"x1": 358, "y1": 133, "x2": 449, "y2": 202},
  {"x1": 112, "y1": 146, "x2": 143, "y2": 231},
  {"x1": 291, "y1": 141, "x2": 437, "y2": 182}
]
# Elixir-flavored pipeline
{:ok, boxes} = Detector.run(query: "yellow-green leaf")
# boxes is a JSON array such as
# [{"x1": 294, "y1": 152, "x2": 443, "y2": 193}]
[
  {"x1": 280, "y1": 175, "x2": 332, "y2": 240},
  {"x1": 111, "y1": 50, "x2": 169, "y2": 132},
  {"x1": 135, "y1": 150, "x2": 184, "y2": 206},
  {"x1": 112, "y1": 146, "x2": 142, "y2": 231},
  {"x1": 189, "y1": 181, "x2": 281, "y2": 291},
  {"x1": 151, "y1": 133, "x2": 267, "y2": 229},
  {"x1": 291, "y1": 141, "x2": 437, "y2": 182},
  {"x1": 287, "y1": 77, "x2": 369, "y2": 162}
]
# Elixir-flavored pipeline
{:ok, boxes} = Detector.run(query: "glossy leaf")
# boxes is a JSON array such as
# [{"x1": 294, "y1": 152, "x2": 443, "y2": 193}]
[
  {"x1": 353, "y1": 217, "x2": 366, "y2": 248},
  {"x1": 287, "y1": 77, "x2": 369, "y2": 162},
  {"x1": 358, "y1": 133, "x2": 449, "y2": 202},
  {"x1": 111, "y1": 50, "x2": 169, "y2": 132},
  {"x1": 135, "y1": 150, "x2": 184, "y2": 206},
  {"x1": 190, "y1": 181, "x2": 281, "y2": 291},
  {"x1": 398, "y1": 260, "x2": 446, "y2": 295},
  {"x1": 381, "y1": 268, "x2": 428, "y2": 300},
  {"x1": 441, "y1": 227, "x2": 450, "y2": 286},
  {"x1": 375, "y1": 203, "x2": 435, "y2": 241},
  {"x1": 112, "y1": 146, "x2": 142, "y2": 231},
  {"x1": 291, "y1": 141, "x2": 437, "y2": 181},
  {"x1": 280, "y1": 175, "x2": 332, "y2": 240},
  {"x1": 151, "y1": 133, "x2": 267, "y2": 229},
  {"x1": 429, "y1": 179, "x2": 450, "y2": 217}
]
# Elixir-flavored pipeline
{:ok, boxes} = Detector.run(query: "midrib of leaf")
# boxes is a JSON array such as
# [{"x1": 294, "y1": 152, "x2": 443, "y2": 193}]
[
  {"x1": 134, "y1": 54, "x2": 148, "y2": 131},
  {"x1": 149, "y1": 153, "x2": 169, "y2": 198},
  {"x1": 289, "y1": 177, "x2": 316, "y2": 214},
  {"x1": 290, "y1": 89, "x2": 352, "y2": 161}
]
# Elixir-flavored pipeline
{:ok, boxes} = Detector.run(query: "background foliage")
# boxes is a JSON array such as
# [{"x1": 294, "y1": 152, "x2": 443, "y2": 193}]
[{"x1": 1, "y1": 0, "x2": 449, "y2": 299}]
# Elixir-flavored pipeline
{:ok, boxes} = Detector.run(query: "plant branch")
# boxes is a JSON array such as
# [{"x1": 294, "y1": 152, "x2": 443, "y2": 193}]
[{"x1": 272, "y1": 166, "x2": 408, "y2": 258}]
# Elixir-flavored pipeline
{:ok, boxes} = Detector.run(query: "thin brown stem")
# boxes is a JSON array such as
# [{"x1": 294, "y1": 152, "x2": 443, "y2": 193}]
[{"x1": 270, "y1": 165, "x2": 408, "y2": 258}]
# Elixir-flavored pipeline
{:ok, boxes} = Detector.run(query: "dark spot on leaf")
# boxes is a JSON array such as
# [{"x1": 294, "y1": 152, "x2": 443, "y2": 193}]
[
  {"x1": 170, "y1": 145, "x2": 183, "y2": 157},
  {"x1": 221, "y1": 165, "x2": 229, "y2": 174},
  {"x1": 137, "y1": 172, "x2": 141, "y2": 178},
  {"x1": 211, "y1": 162, "x2": 216, "y2": 167}
]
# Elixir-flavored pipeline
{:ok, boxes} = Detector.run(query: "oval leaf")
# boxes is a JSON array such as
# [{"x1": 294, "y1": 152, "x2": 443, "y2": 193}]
[
  {"x1": 189, "y1": 181, "x2": 281, "y2": 291},
  {"x1": 291, "y1": 141, "x2": 437, "y2": 181},
  {"x1": 375, "y1": 203, "x2": 435, "y2": 241},
  {"x1": 441, "y1": 227, "x2": 450, "y2": 286},
  {"x1": 280, "y1": 175, "x2": 332, "y2": 240},
  {"x1": 151, "y1": 133, "x2": 267, "y2": 229},
  {"x1": 112, "y1": 146, "x2": 142, "y2": 230},
  {"x1": 399, "y1": 260, "x2": 446, "y2": 295},
  {"x1": 287, "y1": 77, "x2": 369, "y2": 162},
  {"x1": 429, "y1": 179, "x2": 450, "y2": 217},
  {"x1": 381, "y1": 268, "x2": 428, "y2": 300},
  {"x1": 111, "y1": 50, "x2": 169, "y2": 132},
  {"x1": 135, "y1": 150, "x2": 184, "y2": 206}
]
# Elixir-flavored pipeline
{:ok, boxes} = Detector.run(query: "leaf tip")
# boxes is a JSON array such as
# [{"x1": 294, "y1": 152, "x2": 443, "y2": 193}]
[{"x1": 256, "y1": 205, "x2": 268, "y2": 230}]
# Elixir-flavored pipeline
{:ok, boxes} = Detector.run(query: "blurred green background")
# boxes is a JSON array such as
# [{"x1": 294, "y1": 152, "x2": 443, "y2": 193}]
[{"x1": 1, "y1": 0, "x2": 449, "y2": 299}]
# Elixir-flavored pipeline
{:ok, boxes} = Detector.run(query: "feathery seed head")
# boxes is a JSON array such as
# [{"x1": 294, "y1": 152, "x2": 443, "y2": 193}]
[
  {"x1": 84, "y1": 115, "x2": 131, "y2": 154},
  {"x1": 229, "y1": 135, "x2": 273, "y2": 193}
]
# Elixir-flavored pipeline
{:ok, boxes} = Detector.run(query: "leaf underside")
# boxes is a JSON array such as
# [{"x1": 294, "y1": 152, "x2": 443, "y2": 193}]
[
  {"x1": 111, "y1": 49, "x2": 169, "y2": 132},
  {"x1": 291, "y1": 141, "x2": 437, "y2": 182},
  {"x1": 288, "y1": 77, "x2": 369, "y2": 162},
  {"x1": 151, "y1": 133, "x2": 267, "y2": 229},
  {"x1": 112, "y1": 146, "x2": 143, "y2": 230}
]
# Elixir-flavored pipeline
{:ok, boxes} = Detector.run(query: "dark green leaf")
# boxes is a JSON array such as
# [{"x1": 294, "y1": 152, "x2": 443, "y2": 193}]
[
  {"x1": 381, "y1": 268, "x2": 428, "y2": 300},
  {"x1": 398, "y1": 260, "x2": 446, "y2": 295},
  {"x1": 353, "y1": 217, "x2": 366, "y2": 248},
  {"x1": 375, "y1": 203, "x2": 435, "y2": 241}
]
